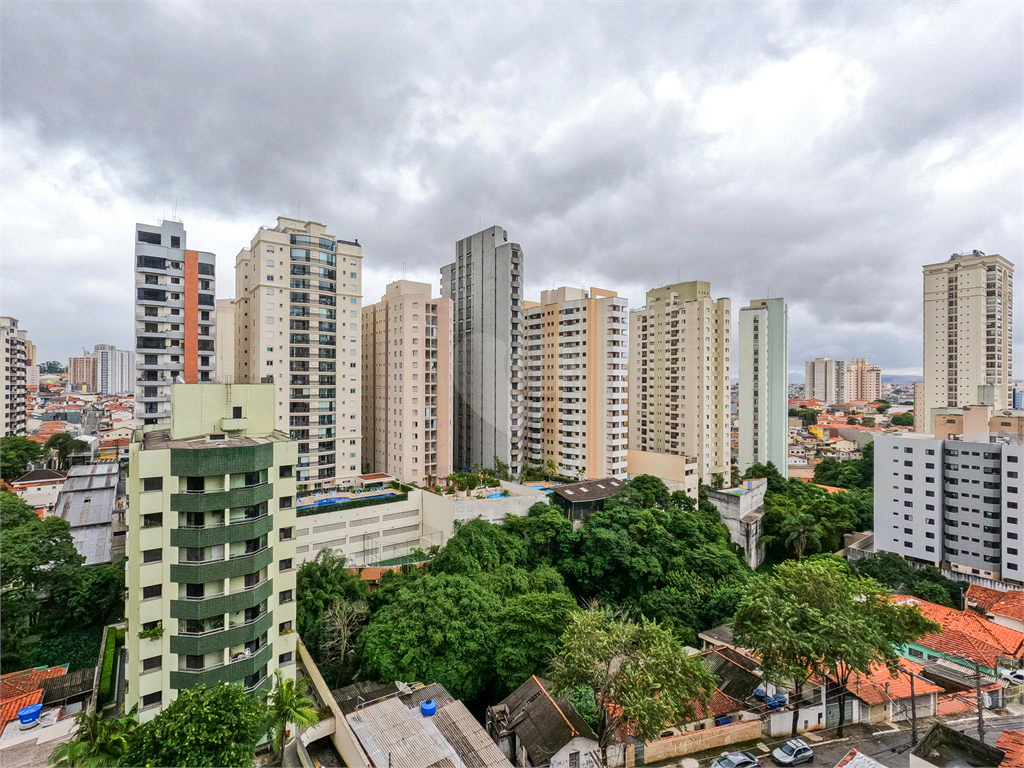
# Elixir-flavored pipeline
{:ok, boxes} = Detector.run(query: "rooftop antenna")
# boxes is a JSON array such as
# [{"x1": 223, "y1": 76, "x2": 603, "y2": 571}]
[
  {"x1": 172, "y1": 197, "x2": 178, "y2": 222},
  {"x1": 297, "y1": 202, "x2": 301, "y2": 220}
]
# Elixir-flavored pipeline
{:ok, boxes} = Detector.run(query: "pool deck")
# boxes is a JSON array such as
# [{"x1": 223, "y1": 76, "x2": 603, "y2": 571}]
[{"x1": 296, "y1": 489, "x2": 399, "y2": 508}]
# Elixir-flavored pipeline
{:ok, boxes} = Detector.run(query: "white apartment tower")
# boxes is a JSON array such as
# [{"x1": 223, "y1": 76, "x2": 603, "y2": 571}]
[
  {"x1": 845, "y1": 358, "x2": 882, "y2": 402},
  {"x1": 920, "y1": 251, "x2": 1014, "y2": 427},
  {"x1": 738, "y1": 298, "x2": 788, "y2": 476},
  {"x1": 805, "y1": 358, "x2": 846, "y2": 405},
  {"x1": 524, "y1": 287, "x2": 629, "y2": 480},
  {"x1": 135, "y1": 220, "x2": 217, "y2": 426},
  {"x1": 234, "y1": 218, "x2": 363, "y2": 494},
  {"x1": 95, "y1": 344, "x2": 136, "y2": 395},
  {"x1": 440, "y1": 227, "x2": 524, "y2": 476},
  {"x1": 628, "y1": 281, "x2": 731, "y2": 484},
  {"x1": 1, "y1": 317, "x2": 28, "y2": 436},
  {"x1": 361, "y1": 280, "x2": 454, "y2": 484}
]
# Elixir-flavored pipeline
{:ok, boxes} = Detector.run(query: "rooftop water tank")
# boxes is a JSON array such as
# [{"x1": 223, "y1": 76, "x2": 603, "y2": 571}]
[
  {"x1": 420, "y1": 699, "x2": 437, "y2": 717},
  {"x1": 17, "y1": 703, "x2": 43, "y2": 726}
]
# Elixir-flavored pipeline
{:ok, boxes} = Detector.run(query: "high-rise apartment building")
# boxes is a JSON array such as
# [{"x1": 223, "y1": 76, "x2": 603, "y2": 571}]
[
  {"x1": 874, "y1": 430, "x2": 1022, "y2": 586},
  {"x1": 738, "y1": 298, "x2": 788, "y2": 476},
  {"x1": 1, "y1": 317, "x2": 28, "y2": 436},
  {"x1": 126, "y1": 384, "x2": 298, "y2": 721},
  {"x1": 628, "y1": 281, "x2": 731, "y2": 484},
  {"x1": 440, "y1": 226, "x2": 524, "y2": 476},
  {"x1": 234, "y1": 217, "x2": 363, "y2": 493},
  {"x1": 24, "y1": 339, "x2": 38, "y2": 390},
  {"x1": 215, "y1": 299, "x2": 236, "y2": 383},
  {"x1": 68, "y1": 352, "x2": 98, "y2": 391},
  {"x1": 846, "y1": 358, "x2": 882, "y2": 402},
  {"x1": 804, "y1": 358, "x2": 846, "y2": 405},
  {"x1": 921, "y1": 251, "x2": 1014, "y2": 428},
  {"x1": 523, "y1": 287, "x2": 629, "y2": 480},
  {"x1": 361, "y1": 280, "x2": 453, "y2": 484},
  {"x1": 95, "y1": 344, "x2": 136, "y2": 395},
  {"x1": 135, "y1": 220, "x2": 217, "y2": 426}
]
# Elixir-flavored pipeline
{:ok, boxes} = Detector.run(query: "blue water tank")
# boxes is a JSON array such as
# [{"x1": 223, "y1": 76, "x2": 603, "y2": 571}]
[
  {"x1": 17, "y1": 704, "x2": 43, "y2": 725},
  {"x1": 420, "y1": 699, "x2": 437, "y2": 717}
]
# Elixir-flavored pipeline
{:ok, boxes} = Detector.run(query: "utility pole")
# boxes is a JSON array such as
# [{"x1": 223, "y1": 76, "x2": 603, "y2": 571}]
[
  {"x1": 908, "y1": 667, "x2": 918, "y2": 746},
  {"x1": 973, "y1": 659, "x2": 985, "y2": 743}
]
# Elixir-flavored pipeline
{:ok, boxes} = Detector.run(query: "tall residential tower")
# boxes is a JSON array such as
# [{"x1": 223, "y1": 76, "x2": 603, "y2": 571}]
[
  {"x1": 440, "y1": 226, "x2": 524, "y2": 476},
  {"x1": 804, "y1": 358, "x2": 846, "y2": 405},
  {"x1": 628, "y1": 281, "x2": 731, "y2": 484},
  {"x1": 1, "y1": 317, "x2": 28, "y2": 436},
  {"x1": 135, "y1": 220, "x2": 216, "y2": 426},
  {"x1": 920, "y1": 251, "x2": 1013, "y2": 427},
  {"x1": 361, "y1": 280, "x2": 453, "y2": 484},
  {"x1": 234, "y1": 217, "x2": 363, "y2": 494},
  {"x1": 738, "y1": 298, "x2": 788, "y2": 476}
]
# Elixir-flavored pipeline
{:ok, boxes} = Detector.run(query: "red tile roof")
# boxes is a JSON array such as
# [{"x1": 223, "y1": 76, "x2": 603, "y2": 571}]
[
  {"x1": 892, "y1": 595, "x2": 1024, "y2": 667},
  {"x1": 965, "y1": 584, "x2": 1005, "y2": 613},
  {"x1": 991, "y1": 592, "x2": 1024, "y2": 622},
  {"x1": 0, "y1": 689, "x2": 44, "y2": 729},
  {"x1": 0, "y1": 665, "x2": 67, "y2": 701},
  {"x1": 692, "y1": 688, "x2": 746, "y2": 720},
  {"x1": 843, "y1": 659, "x2": 943, "y2": 705},
  {"x1": 996, "y1": 730, "x2": 1023, "y2": 768}
]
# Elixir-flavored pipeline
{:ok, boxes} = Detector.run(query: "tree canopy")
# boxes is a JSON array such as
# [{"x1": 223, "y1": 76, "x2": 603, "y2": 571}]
[
  {"x1": 1, "y1": 435, "x2": 44, "y2": 481},
  {"x1": 891, "y1": 412, "x2": 914, "y2": 427}
]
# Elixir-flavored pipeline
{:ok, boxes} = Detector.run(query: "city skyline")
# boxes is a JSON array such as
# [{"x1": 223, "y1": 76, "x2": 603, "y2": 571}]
[{"x1": 2, "y1": 3, "x2": 1019, "y2": 374}]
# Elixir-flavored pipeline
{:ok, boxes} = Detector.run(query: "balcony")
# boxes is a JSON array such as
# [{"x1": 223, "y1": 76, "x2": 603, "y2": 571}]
[
  {"x1": 170, "y1": 580, "x2": 274, "y2": 621},
  {"x1": 169, "y1": 644, "x2": 272, "y2": 691},
  {"x1": 170, "y1": 514, "x2": 273, "y2": 549},
  {"x1": 169, "y1": 611, "x2": 273, "y2": 656},
  {"x1": 170, "y1": 483, "x2": 273, "y2": 514},
  {"x1": 170, "y1": 547, "x2": 274, "y2": 584}
]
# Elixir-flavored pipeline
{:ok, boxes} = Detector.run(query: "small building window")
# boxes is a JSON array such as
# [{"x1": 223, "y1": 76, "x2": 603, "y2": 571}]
[
  {"x1": 141, "y1": 692, "x2": 162, "y2": 708},
  {"x1": 142, "y1": 584, "x2": 162, "y2": 600},
  {"x1": 142, "y1": 477, "x2": 163, "y2": 492}
]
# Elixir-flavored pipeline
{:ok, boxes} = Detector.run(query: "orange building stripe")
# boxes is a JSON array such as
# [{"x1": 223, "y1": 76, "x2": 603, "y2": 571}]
[{"x1": 184, "y1": 249, "x2": 199, "y2": 383}]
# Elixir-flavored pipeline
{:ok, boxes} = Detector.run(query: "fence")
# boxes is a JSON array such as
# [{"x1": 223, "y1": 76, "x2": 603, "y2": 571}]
[{"x1": 640, "y1": 720, "x2": 762, "y2": 763}]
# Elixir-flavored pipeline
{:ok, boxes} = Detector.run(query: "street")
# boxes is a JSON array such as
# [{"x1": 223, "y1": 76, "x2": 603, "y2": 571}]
[{"x1": 653, "y1": 711, "x2": 1024, "y2": 768}]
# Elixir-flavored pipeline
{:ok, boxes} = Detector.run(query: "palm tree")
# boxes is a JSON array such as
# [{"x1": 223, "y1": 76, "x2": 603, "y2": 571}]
[
  {"x1": 263, "y1": 669, "x2": 320, "y2": 763},
  {"x1": 48, "y1": 706, "x2": 137, "y2": 767},
  {"x1": 44, "y1": 433, "x2": 90, "y2": 470},
  {"x1": 780, "y1": 510, "x2": 823, "y2": 560}
]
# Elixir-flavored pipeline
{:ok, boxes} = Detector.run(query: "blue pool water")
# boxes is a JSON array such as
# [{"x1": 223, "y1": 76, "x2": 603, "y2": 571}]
[
  {"x1": 299, "y1": 492, "x2": 396, "y2": 509},
  {"x1": 486, "y1": 492, "x2": 505, "y2": 498},
  {"x1": 530, "y1": 485, "x2": 556, "y2": 493}
]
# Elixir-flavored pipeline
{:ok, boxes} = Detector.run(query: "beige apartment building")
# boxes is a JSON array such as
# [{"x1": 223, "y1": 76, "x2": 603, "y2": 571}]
[
  {"x1": 804, "y1": 357, "x2": 846, "y2": 405},
  {"x1": 846, "y1": 358, "x2": 882, "y2": 402},
  {"x1": 628, "y1": 281, "x2": 731, "y2": 484},
  {"x1": 361, "y1": 280, "x2": 453, "y2": 484},
  {"x1": 234, "y1": 217, "x2": 363, "y2": 493},
  {"x1": 68, "y1": 352, "x2": 98, "y2": 391},
  {"x1": 920, "y1": 251, "x2": 1014, "y2": 427},
  {"x1": 214, "y1": 299, "x2": 236, "y2": 383},
  {"x1": 524, "y1": 287, "x2": 629, "y2": 480}
]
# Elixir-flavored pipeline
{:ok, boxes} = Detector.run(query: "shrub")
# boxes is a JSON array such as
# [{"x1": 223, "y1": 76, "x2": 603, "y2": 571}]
[{"x1": 97, "y1": 627, "x2": 117, "y2": 705}]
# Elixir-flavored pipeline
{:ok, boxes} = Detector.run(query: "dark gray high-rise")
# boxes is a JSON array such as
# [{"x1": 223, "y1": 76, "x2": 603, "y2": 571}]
[{"x1": 441, "y1": 227, "x2": 524, "y2": 476}]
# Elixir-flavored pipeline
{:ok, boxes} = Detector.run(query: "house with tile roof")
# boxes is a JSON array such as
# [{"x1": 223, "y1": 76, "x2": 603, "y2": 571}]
[
  {"x1": 965, "y1": 584, "x2": 1024, "y2": 633},
  {"x1": 0, "y1": 665, "x2": 68, "y2": 730},
  {"x1": 892, "y1": 595, "x2": 1024, "y2": 675},
  {"x1": 832, "y1": 659, "x2": 943, "y2": 726},
  {"x1": 9, "y1": 468, "x2": 66, "y2": 513},
  {"x1": 995, "y1": 730, "x2": 1023, "y2": 768}
]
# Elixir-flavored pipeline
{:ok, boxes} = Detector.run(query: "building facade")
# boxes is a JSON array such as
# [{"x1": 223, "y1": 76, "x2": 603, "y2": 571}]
[
  {"x1": 361, "y1": 280, "x2": 453, "y2": 484},
  {"x1": 921, "y1": 251, "x2": 1014, "y2": 428},
  {"x1": 738, "y1": 298, "x2": 788, "y2": 476},
  {"x1": 440, "y1": 226, "x2": 524, "y2": 476},
  {"x1": 846, "y1": 358, "x2": 882, "y2": 402},
  {"x1": 804, "y1": 358, "x2": 846, "y2": 405},
  {"x1": 234, "y1": 217, "x2": 363, "y2": 493},
  {"x1": 524, "y1": 287, "x2": 629, "y2": 480},
  {"x1": 874, "y1": 431, "x2": 1023, "y2": 586},
  {"x1": 628, "y1": 281, "x2": 731, "y2": 484},
  {"x1": 126, "y1": 384, "x2": 298, "y2": 722},
  {"x1": 215, "y1": 299, "x2": 236, "y2": 383},
  {"x1": 68, "y1": 352, "x2": 98, "y2": 392},
  {"x1": 135, "y1": 220, "x2": 217, "y2": 426},
  {"x1": 95, "y1": 344, "x2": 136, "y2": 395},
  {"x1": 1, "y1": 316, "x2": 28, "y2": 436}
]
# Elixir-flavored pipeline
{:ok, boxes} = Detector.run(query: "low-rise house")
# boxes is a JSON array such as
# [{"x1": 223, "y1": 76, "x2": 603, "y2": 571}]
[
  {"x1": 486, "y1": 676, "x2": 601, "y2": 768},
  {"x1": 910, "y1": 723, "x2": 1007, "y2": 768},
  {"x1": 9, "y1": 468, "x2": 66, "y2": 514},
  {"x1": 965, "y1": 584, "x2": 1024, "y2": 633},
  {"x1": 831, "y1": 659, "x2": 943, "y2": 726},
  {"x1": 995, "y1": 730, "x2": 1023, "y2": 768},
  {"x1": 54, "y1": 462, "x2": 120, "y2": 565},
  {"x1": 550, "y1": 478, "x2": 626, "y2": 523}
]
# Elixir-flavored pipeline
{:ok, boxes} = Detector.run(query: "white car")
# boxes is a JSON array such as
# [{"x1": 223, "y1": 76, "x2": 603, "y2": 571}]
[{"x1": 1001, "y1": 668, "x2": 1024, "y2": 686}]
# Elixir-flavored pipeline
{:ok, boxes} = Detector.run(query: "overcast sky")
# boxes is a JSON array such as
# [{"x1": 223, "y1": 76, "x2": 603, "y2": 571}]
[{"x1": 1, "y1": 1, "x2": 1020, "y2": 377}]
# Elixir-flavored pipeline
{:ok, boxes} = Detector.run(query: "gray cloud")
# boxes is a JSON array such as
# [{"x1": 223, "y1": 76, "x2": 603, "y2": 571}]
[{"x1": 1, "y1": 0, "x2": 1020, "y2": 378}]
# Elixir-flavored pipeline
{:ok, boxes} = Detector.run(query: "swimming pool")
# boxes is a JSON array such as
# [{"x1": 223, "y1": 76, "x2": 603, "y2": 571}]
[
  {"x1": 486, "y1": 492, "x2": 505, "y2": 499},
  {"x1": 529, "y1": 485, "x2": 556, "y2": 493},
  {"x1": 298, "y1": 491, "x2": 397, "y2": 509}
]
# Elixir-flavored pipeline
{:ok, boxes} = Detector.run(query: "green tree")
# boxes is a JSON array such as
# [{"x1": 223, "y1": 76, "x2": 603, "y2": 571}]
[
  {"x1": 48, "y1": 706, "x2": 137, "y2": 767},
  {"x1": 123, "y1": 683, "x2": 266, "y2": 768},
  {"x1": 742, "y1": 462, "x2": 788, "y2": 495},
  {"x1": 44, "y1": 433, "x2": 90, "y2": 470},
  {"x1": 846, "y1": 417, "x2": 860, "y2": 426},
  {"x1": 852, "y1": 552, "x2": 964, "y2": 608},
  {"x1": 549, "y1": 610, "x2": 717, "y2": 744},
  {"x1": 430, "y1": 518, "x2": 528, "y2": 576},
  {"x1": 1, "y1": 490, "x2": 39, "y2": 528},
  {"x1": 493, "y1": 591, "x2": 579, "y2": 693},
  {"x1": 1, "y1": 436, "x2": 44, "y2": 481},
  {"x1": 359, "y1": 573, "x2": 501, "y2": 700},
  {"x1": 492, "y1": 455, "x2": 510, "y2": 481},
  {"x1": 891, "y1": 412, "x2": 914, "y2": 427},
  {"x1": 506, "y1": 501, "x2": 573, "y2": 564},
  {"x1": 263, "y1": 669, "x2": 320, "y2": 763},
  {"x1": 40, "y1": 361, "x2": 64, "y2": 374},
  {"x1": 874, "y1": 401, "x2": 892, "y2": 413}
]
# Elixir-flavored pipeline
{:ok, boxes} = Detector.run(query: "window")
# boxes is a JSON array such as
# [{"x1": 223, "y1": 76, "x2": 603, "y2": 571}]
[
  {"x1": 279, "y1": 527, "x2": 294, "y2": 541},
  {"x1": 142, "y1": 477, "x2": 163, "y2": 492},
  {"x1": 279, "y1": 465, "x2": 293, "y2": 478},
  {"x1": 186, "y1": 583, "x2": 204, "y2": 599},
  {"x1": 142, "y1": 656, "x2": 161, "y2": 672},
  {"x1": 142, "y1": 549, "x2": 162, "y2": 564},
  {"x1": 1009, "y1": 455, "x2": 1019, "y2": 463},
  {"x1": 142, "y1": 584, "x2": 162, "y2": 600},
  {"x1": 569, "y1": 752, "x2": 580, "y2": 768},
  {"x1": 142, "y1": 692, "x2": 162, "y2": 708},
  {"x1": 142, "y1": 513, "x2": 163, "y2": 528},
  {"x1": 279, "y1": 558, "x2": 293, "y2": 571},
  {"x1": 279, "y1": 652, "x2": 293, "y2": 665},
  {"x1": 138, "y1": 230, "x2": 161, "y2": 245},
  {"x1": 279, "y1": 590, "x2": 294, "y2": 604},
  {"x1": 233, "y1": 406, "x2": 242, "y2": 419},
  {"x1": 279, "y1": 496, "x2": 293, "y2": 509},
  {"x1": 279, "y1": 621, "x2": 293, "y2": 633}
]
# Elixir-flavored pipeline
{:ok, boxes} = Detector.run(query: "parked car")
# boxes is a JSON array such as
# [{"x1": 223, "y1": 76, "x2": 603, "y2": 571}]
[
  {"x1": 1000, "y1": 668, "x2": 1024, "y2": 686},
  {"x1": 711, "y1": 752, "x2": 763, "y2": 768},
  {"x1": 772, "y1": 739, "x2": 814, "y2": 765}
]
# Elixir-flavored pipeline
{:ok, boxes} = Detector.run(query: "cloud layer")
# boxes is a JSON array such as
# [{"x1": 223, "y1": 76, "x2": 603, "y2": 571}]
[{"x1": 2, "y1": 1, "x2": 1020, "y2": 375}]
